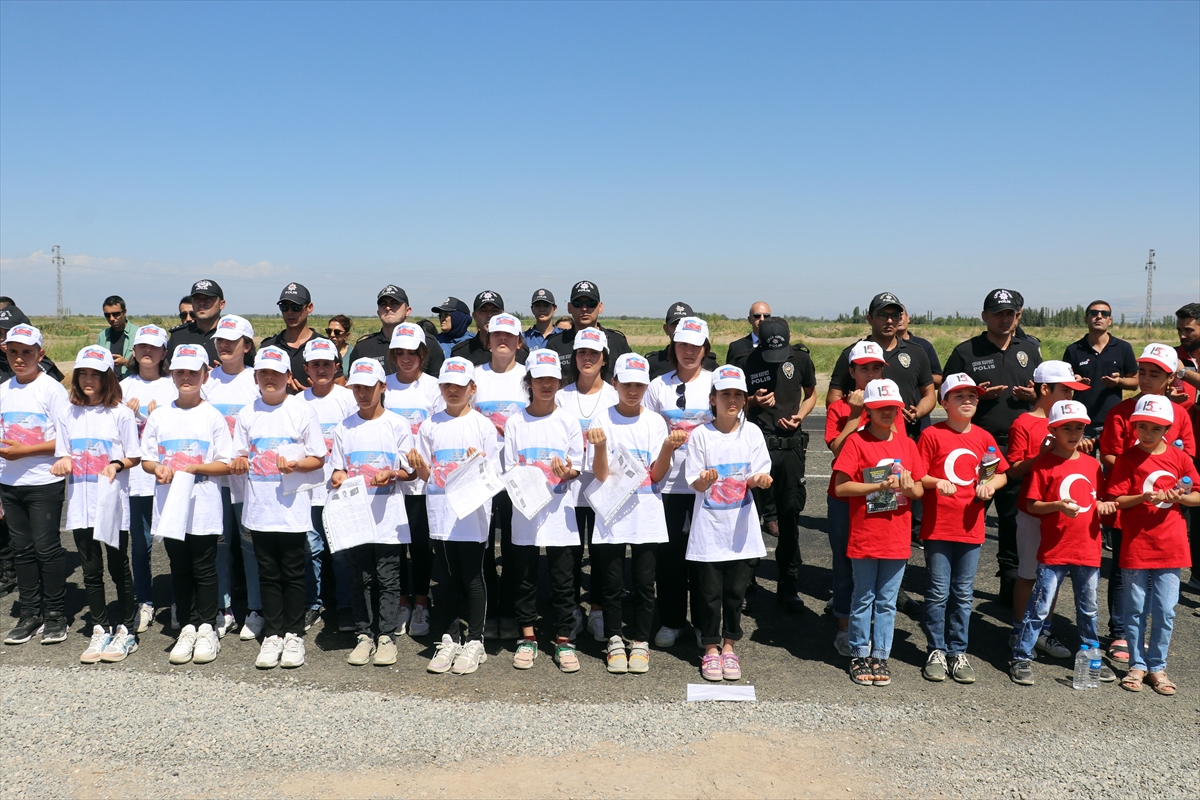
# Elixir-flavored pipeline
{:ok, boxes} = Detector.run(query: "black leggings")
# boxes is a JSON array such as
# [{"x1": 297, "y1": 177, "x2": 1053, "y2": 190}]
[
  {"x1": 512, "y1": 544, "x2": 575, "y2": 640},
  {"x1": 692, "y1": 558, "x2": 754, "y2": 646},
  {"x1": 401, "y1": 495, "x2": 433, "y2": 598},
  {"x1": 572, "y1": 506, "x2": 595, "y2": 606},
  {"x1": 72, "y1": 528, "x2": 135, "y2": 630},
  {"x1": 434, "y1": 539, "x2": 487, "y2": 642},
  {"x1": 164, "y1": 535, "x2": 218, "y2": 627},
  {"x1": 657, "y1": 493, "x2": 697, "y2": 629},
  {"x1": 2, "y1": 481, "x2": 66, "y2": 617},
  {"x1": 249, "y1": 530, "x2": 307, "y2": 638},
  {"x1": 591, "y1": 542, "x2": 657, "y2": 643},
  {"x1": 484, "y1": 491, "x2": 516, "y2": 619}
]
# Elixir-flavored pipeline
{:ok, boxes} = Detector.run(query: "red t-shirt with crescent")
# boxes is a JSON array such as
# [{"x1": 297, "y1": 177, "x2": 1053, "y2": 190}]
[
  {"x1": 1023, "y1": 452, "x2": 1106, "y2": 567},
  {"x1": 1106, "y1": 446, "x2": 1198, "y2": 569},
  {"x1": 917, "y1": 422, "x2": 1009, "y2": 543}
]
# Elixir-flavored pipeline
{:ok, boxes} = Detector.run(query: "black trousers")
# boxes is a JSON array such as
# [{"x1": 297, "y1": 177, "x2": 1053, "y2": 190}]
[
  {"x1": 349, "y1": 542, "x2": 403, "y2": 636},
  {"x1": 72, "y1": 528, "x2": 136, "y2": 630},
  {"x1": 988, "y1": 477, "x2": 1021, "y2": 604},
  {"x1": 2, "y1": 481, "x2": 66, "y2": 616},
  {"x1": 693, "y1": 559, "x2": 754, "y2": 646},
  {"x1": 572, "y1": 506, "x2": 596, "y2": 606},
  {"x1": 657, "y1": 493, "x2": 698, "y2": 629},
  {"x1": 249, "y1": 530, "x2": 307, "y2": 638},
  {"x1": 591, "y1": 541, "x2": 657, "y2": 643},
  {"x1": 762, "y1": 437, "x2": 808, "y2": 587},
  {"x1": 0, "y1": 515, "x2": 12, "y2": 573},
  {"x1": 164, "y1": 535, "x2": 218, "y2": 627},
  {"x1": 401, "y1": 495, "x2": 433, "y2": 598},
  {"x1": 512, "y1": 544, "x2": 575, "y2": 639},
  {"x1": 434, "y1": 539, "x2": 487, "y2": 642},
  {"x1": 484, "y1": 490, "x2": 516, "y2": 618}
]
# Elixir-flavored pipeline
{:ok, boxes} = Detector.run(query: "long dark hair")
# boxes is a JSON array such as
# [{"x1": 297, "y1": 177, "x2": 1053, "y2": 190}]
[
  {"x1": 667, "y1": 340, "x2": 712, "y2": 372},
  {"x1": 70, "y1": 368, "x2": 123, "y2": 407},
  {"x1": 567, "y1": 346, "x2": 612, "y2": 386},
  {"x1": 390, "y1": 342, "x2": 430, "y2": 375}
]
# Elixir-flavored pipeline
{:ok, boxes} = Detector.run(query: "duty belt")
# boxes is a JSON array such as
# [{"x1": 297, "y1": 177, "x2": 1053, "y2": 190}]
[{"x1": 765, "y1": 432, "x2": 808, "y2": 451}]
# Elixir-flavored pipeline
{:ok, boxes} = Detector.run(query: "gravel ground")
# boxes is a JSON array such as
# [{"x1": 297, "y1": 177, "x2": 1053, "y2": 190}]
[{"x1": 2, "y1": 414, "x2": 1198, "y2": 798}]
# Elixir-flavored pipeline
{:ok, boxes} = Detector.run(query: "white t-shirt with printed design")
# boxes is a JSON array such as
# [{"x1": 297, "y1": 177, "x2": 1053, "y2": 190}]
[
  {"x1": 417, "y1": 409, "x2": 501, "y2": 543},
  {"x1": 555, "y1": 382, "x2": 618, "y2": 507},
  {"x1": 330, "y1": 411, "x2": 414, "y2": 544},
  {"x1": 142, "y1": 402, "x2": 233, "y2": 537},
  {"x1": 203, "y1": 367, "x2": 259, "y2": 503},
  {"x1": 233, "y1": 395, "x2": 327, "y2": 534},
  {"x1": 55, "y1": 404, "x2": 140, "y2": 531},
  {"x1": 587, "y1": 406, "x2": 670, "y2": 545},
  {"x1": 384, "y1": 372, "x2": 444, "y2": 496},
  {"x1": 643, "y1": 369, "x2": 714, "y2": 494},
  {"x1": 119, "y1": 374, "x2": 179, "y2": 497},
  {"x1": 683, "y1": 421, "x2": 771, "y2": 562},
  {"x1": 503, "y1": 408, "x2": 584, "y2": 547},
  {"x1": 471, "y1": 363, "x2": 527, "y2": 467},
  {"x1": 299, "y1": 384, "x2": 357, "y2": 506},
  {"x1": 0, "y1": 373, "x2": 71, "y2": 487}
]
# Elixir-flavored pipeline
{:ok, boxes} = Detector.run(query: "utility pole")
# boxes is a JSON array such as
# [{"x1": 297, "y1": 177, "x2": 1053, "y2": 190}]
[
  {"x1": 1144, "y1": 249, "x2": 1155, "y2": 327},
  {"x1": 52, "y1": 244, "x2": 65, "y2": 318}
]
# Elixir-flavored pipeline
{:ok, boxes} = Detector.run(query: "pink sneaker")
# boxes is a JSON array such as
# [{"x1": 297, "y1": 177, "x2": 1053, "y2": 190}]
[
  {"x1": 701, "y1": 653, "x2": 723, "y2": 682},
  {"x1": 722, "y1": 652, "x2": 741, "y2": 681}
]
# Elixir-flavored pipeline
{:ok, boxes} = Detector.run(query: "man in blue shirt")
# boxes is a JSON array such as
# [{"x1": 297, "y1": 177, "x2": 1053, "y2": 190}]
[
  {"x1": 1061, "y1": 299, "x2": 1137, "y2": 440},
  {"x1": 522, "y1": 288, "x2": 558, "y2": 351}
]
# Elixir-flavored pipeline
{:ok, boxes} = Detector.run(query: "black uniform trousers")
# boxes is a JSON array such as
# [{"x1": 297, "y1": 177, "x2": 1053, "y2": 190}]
[{"x1": 754, "y1": 433, "x2": 808, "y2": 591}]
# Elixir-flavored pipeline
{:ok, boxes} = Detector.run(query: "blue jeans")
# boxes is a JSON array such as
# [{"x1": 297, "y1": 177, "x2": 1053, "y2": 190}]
[
  {"x1": 825, "y1": 497, "x2": 852, "y2": 619},
  {"x1": 128, "y1": 495, "x2": 156, "y2": 605},
  {"x1": 1123, "y1": 568, "x2": 1180, "y2": 673},
  {"x1": 848, "y1": 558, "x2": 907, "y2": 659},
  {"x1": 220, "y1": 486, "x2": 261, "y2": 611},
  {"x1": 1014, "y1": 563, "x2": 1099, "y2": 661},
  {"x1": 921, "y1": 541, "x2": 981, "y2": 656}
]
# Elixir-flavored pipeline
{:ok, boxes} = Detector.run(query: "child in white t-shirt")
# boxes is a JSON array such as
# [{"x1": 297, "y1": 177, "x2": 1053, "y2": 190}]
[
  {"x1": 684, "y1": 365, "x2": 772, "y2": 682},
  {"x1": 230, "y1": 346, "x2": 327, "y2": 670},
  {"x1": 506, "y1": 350, "x2": 584, "y2": 672},
  {"x1": 587, "y1": 353, "x2": 685, "y2": 674},
  {"x1": 408, "y1": 357, "x2": 501, "y2": 675},
  {"x1": 118, "y1": 324, "x2": 177, "y2": 634},
  {"x1": 331, "y1": 358, "x2": 414, "y2": 667},
  {"x1": 141, "y1": 345, "x2": 233, "y2": 665},
  {"x1": 51, "y1": 346, "x2": 141, "y2": 664}
]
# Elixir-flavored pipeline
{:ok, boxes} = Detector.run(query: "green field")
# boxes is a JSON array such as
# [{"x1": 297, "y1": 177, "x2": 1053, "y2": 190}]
[{"x1": 30, "y1": 314, "x2": 1181, "y2": 386}]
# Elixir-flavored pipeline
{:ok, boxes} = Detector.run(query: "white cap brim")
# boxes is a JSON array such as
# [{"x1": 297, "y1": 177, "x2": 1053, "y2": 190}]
[{"x1": 170, "y1": 356, "x2": 209, "y2": 372}]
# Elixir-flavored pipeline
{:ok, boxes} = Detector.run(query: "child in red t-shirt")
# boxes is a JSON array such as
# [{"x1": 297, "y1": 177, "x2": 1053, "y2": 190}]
[
  {"x1": 833, "y1": 378, "x2": 925, "y2": 687},
  {"x1": 1107, "y1": 395, "x2": 1199, "y2": 695},
  {"x1": 1010, "y1": 400, "x2": 1118, "y2": 686},
  {"x1": 823, "y1": 341, "x2": 886, "y2": 656},
  {"x1": 917, "y1": 373, "x2": 1008, "y2": 683}
]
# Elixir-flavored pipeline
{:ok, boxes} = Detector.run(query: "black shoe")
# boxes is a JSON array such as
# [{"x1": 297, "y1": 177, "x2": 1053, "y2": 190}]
[
  {"x1": 303, "y1": 607, "x2": 323, "y2": 632},
  {"x1": 776, "y1": 590, "x2": 806, "y2": 614},
  {"x1": 4, "y1": 614, "x2": 43, "y2": 645},
  {"x1": 40, "y1": 613, "x2": 68, "y2": 644},
  {"x1": 742, "y1": 583, "x2": 758, "y2": 615},
  {"x1": 1102, "y1": 529, "x2": 1113, "y2": 552},
  {"x1": 910, "y1": 533, "x2": 924, "y2": 551},
  {"x1": 338, "y1": 607, "x2": 356, "y2": 633},
  {"x1": 0, "y1": 568, "x2": 15, "y2": 596},
  {"x1": 897, "y1": 591, "x2": 922, "y2": 619}
]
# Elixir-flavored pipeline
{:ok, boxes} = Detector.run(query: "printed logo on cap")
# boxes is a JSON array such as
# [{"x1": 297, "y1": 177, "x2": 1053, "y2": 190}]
[
  {"x1": 262, "y1": 350, "x2": 284, "y2": 361},
  {"x1": 877, "y1": 292, "x2": 899, "y2": 304},
  {"x1": 310, "y1": 340, "x2": 332, "y2": 351},
  {"x1": 141, "y1": 325, "x2": 163, "y2": 337},
  {"x1": 1141, "y1": 398, "x2": 1164, "y2": 415},
  {"x1": 674, "y1": 305, "x2": 686, "y2": 313},
  {"x1": 12, "y1": 326, "x2": 34, "y2": 338},
  {"x1": 537, "y1": 352, "x2": 558, "y2": 366},
  {"x1": 718, "y1": 367, "x2": 741, "y2": 381},
  {"x1": 480, "y1": 291, "x2": 497, "y2": 303},
  {"x1": 877, "y1": 383, "x2": 897, "y2": 397},
  {"x1": 626, "y1": 356, "x2": 647, "y2": 371},
  {"x1": 1147, "y1": 345, "x2": 1169, "y2": 360},
  {"x1": 443, "y1": 297, "x2": 451, "y2": 305},
  {"x1": 178, "y1": 346, "x2": 199, "y2": 358},
  {"x1": 993, "y1": 289, "x2": 1013, "y2": 303},
  {"x1": 353, "y1": 361, "x2": 375, "y2": 374},
  {"x1": 682, "y1": 319, "x2": 703, "y2": 333},
  {"x1": 536, "y1": 290, "x2": 549, "y2": 299},
  {"x1": 1060, "y1": 401, "x2": 1081, "y2": 416},
  {"x1": 581, "y1": 329, "x2": 602, "y2": 343},
  {"x1": 446, "y1": 361, "x2": 466, "y2": 373},
  {"x1": 576, "y1": 281, "x2": 592, "y2": 292},
  {"x1": 397, "y1": 324, "x2": 418, "y2": 337},
  {"x1": 384, "y1": 285, "x2": 399, "y2": 295},
  {"x1": 766, "y1": 335, "x2": 786, "y2": 349},
  {"x1": 219, "y1": 318, "x2": 238, "y2": 330},
  {"x1": 194, "y1": 280, "x2": 212, "y2": 290},
  {"x1": 81, "y1": 347, "x2": 107, "y2": 361}
]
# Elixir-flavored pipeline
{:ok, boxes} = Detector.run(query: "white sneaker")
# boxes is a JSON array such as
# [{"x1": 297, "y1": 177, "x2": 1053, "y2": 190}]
[
  {"x1": 214, "y1": 609, "x2": 236, "y2": 639},
  {"x1": 347, "y1": 634, "x2": 375, "y2": 666},
  {"x1": 80, "y1": 625, "x2": 111, "y2": 664},
  {"x1": 170, "y1": 625, "x2": 198, "y2": 664},
  {"x1": 451, "y1": 639, "x2": 487, "y2": 675},
  {"x1": 834, "y1": 630, "x2": 851, "y2": 658},
  {"x1": 569, "y1": 606, "x2": 585, "y2": 642},
  {"x1": 240, "y1": 611, "x2": 265, "y2": 641},
  {"x1": 280, "y1": 633, "x2": 305, "y2": 668},
  {"x1": 654, "y1": 626, "x2": 681, "y2": 648},
  {"x1": 396, "y1": 604, "x2": 411, "y2": 637},
  {"x1": 136, "y1": 603, "x2": 154, "y2": 634},
  {"x1": 100, "y1": 625, "x2": 138, "y2": 662},
  {"x1": 409, "y1": 604, "x2": 431, "y2": 637},
  {"x1": 427, "y1": 633, "x2": 459, "y2": 673},
  {"x1": 588, "y1": 608, "x2": 605, "y2": 642},
  {"x1": 192, "y1": 623, "x2": 220, "y2": 664},
  {"x1": 255, "y1": 635, "x2": 284, "y2": 669}
]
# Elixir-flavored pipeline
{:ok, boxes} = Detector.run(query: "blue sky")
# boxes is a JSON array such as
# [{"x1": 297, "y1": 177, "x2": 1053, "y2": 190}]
[{"x1": 2, "y1": 1, "x2": 1197, "y2": 321}]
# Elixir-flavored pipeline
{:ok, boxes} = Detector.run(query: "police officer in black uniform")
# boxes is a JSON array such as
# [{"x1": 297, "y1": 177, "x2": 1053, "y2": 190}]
[
  {"x1": 726, "y1": 301, "x2": 772, "y2": 369},
  {"x1": 944, "y1": 288, "x2": 1042, "y2": 608},
  {"x1": 347, "y1": 284, "x2": 444, "y2": 377},
  {"x1": 260, "y1": 282, "x2": 340, "y2": 392},
  {"x1": 646, "y1": 302, "x2": 718, "y2": 379},
  {"x1": 166, "y1": 279, "x2": 256, "y2": 369},
  {"x1": 744, "y1": 317, "x2": 817, "y2": 613},
  {"x1": 545, "y1": 280, "x2": 631, "y2": 372},
  {"x1": 451, "y1": 290, "x2": 530, "y2": 367}
]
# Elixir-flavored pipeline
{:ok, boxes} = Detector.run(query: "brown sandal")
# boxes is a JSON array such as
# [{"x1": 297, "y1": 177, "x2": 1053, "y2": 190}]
[
  {"x1": 1146, "y1": 671, "x2": 1177, "y2": 696},
  {"x1": 1120, "y1": 668, "x2": 1145, "y2": 692}
]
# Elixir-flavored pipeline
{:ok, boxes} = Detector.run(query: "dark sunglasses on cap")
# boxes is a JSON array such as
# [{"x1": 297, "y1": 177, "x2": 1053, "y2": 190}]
[
  {"x1": 278, "y1": 301, "x2": 305, "y2": 313},
  {"x1": 571, "y1": 298, "x2": 599, "y2": 310},
  {"x1": 1086, "y1": 309, "x2": 1112, "y2": 318}
]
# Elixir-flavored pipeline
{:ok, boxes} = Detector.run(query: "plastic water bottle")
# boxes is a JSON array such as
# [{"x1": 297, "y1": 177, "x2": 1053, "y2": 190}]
[
  {"x1": 1178, "y1": 476, "x2": 1194, "y2": 494},
  {"x1": 1087, "y1": 643, "x2": 1103, "y2": 688},
  {"x1": 891, "y1": 458, "x2": 907, "y2": 507},
  {"x1": 1072, "y1": 644, "x2": 1092, "y2": 690},
  {"x1": 1173, "y1": 438, "x2": 1185, "y2": 450}
]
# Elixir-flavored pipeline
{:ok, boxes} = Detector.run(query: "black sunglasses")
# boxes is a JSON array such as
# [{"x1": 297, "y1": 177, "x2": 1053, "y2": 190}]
[
  {"x1": 104, "y1": 311, "x2": 124, "y2": 319},
  {"x1": 1086, "y1": 309, "x2": 1112, "y2": 318},
  {"x1": 178, "y1": 311, "x2": 194, "y2": 322},
  {"x1": 325, "y1": 328, "x2": 346, "y2": 337},
  {"x1": 750, "y1": 313, "x2": 770, "y2": 320},
  {"x1": 571, "y1": 299, "x2": 599, "y2": 310},
  {"x1": 278, "y1": 301, "x2": 305, "y2": 313},
  {"x1": 675, "y1": 382, "x2": 687, "y2": 409}
]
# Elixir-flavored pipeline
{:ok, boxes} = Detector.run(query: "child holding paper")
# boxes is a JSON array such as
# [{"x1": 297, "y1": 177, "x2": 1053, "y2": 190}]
[
  {"x1": 140, "y1": 344, "x2": 233, "y2": 665},
  {"x1": 230, "y1": 346, "x2": 327, "y2": 670},
  {"x1": 505, "y1": 349, "x2": 584, "y2": 672},
  {"x1": 51, "y1": 346, "x2": 141, "y2": 663},
  {"x1": 407, "y1": 357, "x2": 501, "y2": 675},
  {"x1": 588, "y1": 353, "x2": 684, "y2": 674},
  {"x1": 330, "y1": 358, "x2": 414, "y2": 667}
]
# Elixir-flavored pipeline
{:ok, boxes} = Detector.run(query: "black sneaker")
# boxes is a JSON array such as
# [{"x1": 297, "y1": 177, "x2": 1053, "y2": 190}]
[
  {"x1": 40, "y1": 614, "x2": 68, "y2": 644},
  {"x1": 897, "y1": 591, "x2": 923, "y2": 619},
  {"x1": 337, "y1": 607, "x2": 356, "y2": 633},
  {"x1": 1009, "y1": 659, "x2": 1035, "y2": 685},
  {"x1": 0, "y1": 566, "x2": 16, "y2": 596},
  {"x1": 776, "y1": 588, "x2": 806, "y2": 614},
  {"x1": 303, "y1": 607, "x2": 323, "y2": 632},
  {"x1": 4, "y1": 614, "x2": 43, "y2": 645}
]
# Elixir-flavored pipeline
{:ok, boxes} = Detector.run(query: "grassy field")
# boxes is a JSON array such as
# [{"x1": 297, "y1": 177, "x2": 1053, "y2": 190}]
[{"x1": 30, "y1": 314, "x2": 1182, "y2": 385}]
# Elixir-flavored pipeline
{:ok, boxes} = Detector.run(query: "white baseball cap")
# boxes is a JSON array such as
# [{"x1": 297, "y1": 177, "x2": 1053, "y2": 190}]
[
  {"x1": 613, "y1": 352, "x2": 651, "y2": 384},
  {"x1": 672, "y1": 316, "x2": 710, "y2": 347},
  {"x1": 212, "y1": 315, "x2": 254, "y2": 342},
  {"x1": 1048, "y1": 399, "x2": 1090, "y2": 428},
  {"x1": 1033, "y1": 360, "x2": 1089, "y2": 391},
  {"x1": 132, "y1": 324, "x2": 168, "y2": 348},
  {"x1": 487, "y1": 314, "x2": 522, "y2": 337},
  {"x1": 573, "y1": 327, "x2": 608, "y2": 352},
  {"x1": 3, "y1": 324, "x2": 42, "y2": 347},
  {"x1": 864, "y1": 378, "x2": 905, "y2": 409},
  {"x1": 439, "y1": 357, "x2": 475, "y2": 386},
  {"x1": 302, "y1": 337, "x2": 338, "y2": 362},
  {"x1": 712, "y1": 365, "x2": 748, "y2": 392},
  {"x1": 254, "y1": 346, "x2": 291, "y2": 373},
  {"x1": 346, "y1": 357, "x2": 386, "y2": 387},
  {"x1": 1137, "y1": 343, "x2": 1179, "y2": 374},
  {"x1": 1129, "y1": 394, "x2": 1174, "y2": 426},
  {"x1": 526, "y1": 349, "x2": 563, "y2": 380},
  {"x1": 389, "y1": 322, "x2": 425, "y2": 351},
  {"x1": 849, "y1": 340, "x2": 887, "y2": 365},
  {"x1": 169, "y1": 344, "x2": 209, "y2": 372},
  {"x1": 74, "y1": 345, "x2": 115, "y2": 373},
  {"x1": 939, "y1": 372, "x2": 979, "y2": 400}
]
